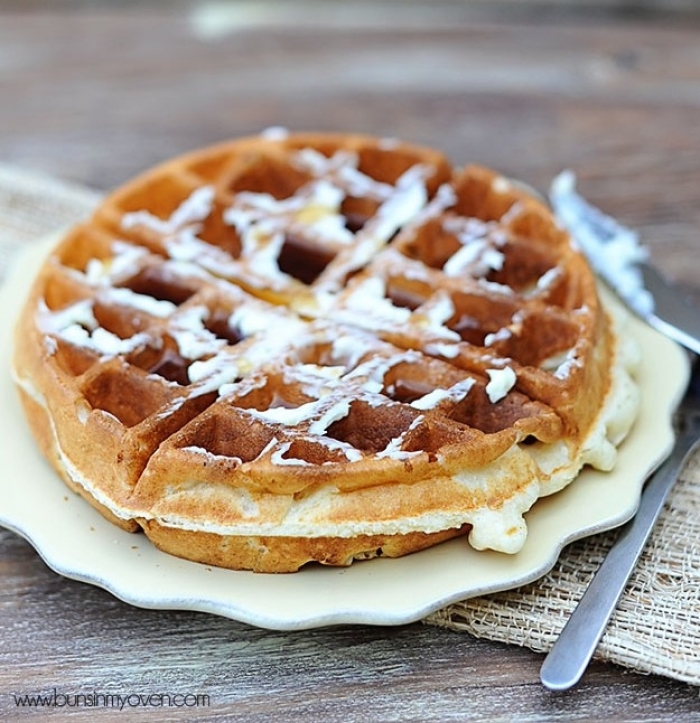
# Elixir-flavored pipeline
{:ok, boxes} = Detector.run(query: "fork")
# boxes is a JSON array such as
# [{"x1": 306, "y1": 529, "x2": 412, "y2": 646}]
[
  {"x1": 540, "y1": 172, "x2": 700, "y2": 689},
  {"x1": 539, "y1": 360, "x2": 700, "y2": 690},
  {"x1": 550, "y1": 171, "x2": 700, "y2": 357}
]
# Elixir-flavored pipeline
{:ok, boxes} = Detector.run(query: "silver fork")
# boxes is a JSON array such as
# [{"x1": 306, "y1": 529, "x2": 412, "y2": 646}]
[
  {"x1": 540, "y1": 360, "x2": 700, "y2": 690},
  {"x1": 550, "y1": 171, "x2": 700, "y2": 357},
  {"x1": 540, "y1": 172, "x2": 700, "y2": 689}
]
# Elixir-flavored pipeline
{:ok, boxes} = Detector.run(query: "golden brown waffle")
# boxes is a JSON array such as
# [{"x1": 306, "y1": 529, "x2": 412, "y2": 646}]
[{"x1": 12, "y1": 131, "x2": 640, "y2": 572}]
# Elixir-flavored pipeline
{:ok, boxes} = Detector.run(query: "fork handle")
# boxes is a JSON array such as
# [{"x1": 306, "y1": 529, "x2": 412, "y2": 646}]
[{"x1": 539, "y1": 432, "x2": 700, "y2": 691}]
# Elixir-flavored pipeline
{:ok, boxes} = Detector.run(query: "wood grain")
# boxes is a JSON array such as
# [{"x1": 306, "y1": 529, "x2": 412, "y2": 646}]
[
  {"x1": 3, "y1": 526, "x2": 700, "y2": 722},
  {"x1": 2, "y1": 3, "x2": 700, "y2": 720}
]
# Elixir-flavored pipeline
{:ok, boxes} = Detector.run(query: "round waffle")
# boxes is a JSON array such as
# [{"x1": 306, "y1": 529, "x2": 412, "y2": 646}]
[{"x1": 13, "y1": 131, "x2": 640, "y2": 572}]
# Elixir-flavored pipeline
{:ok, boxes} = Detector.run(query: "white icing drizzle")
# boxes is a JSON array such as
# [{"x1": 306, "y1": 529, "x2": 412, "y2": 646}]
[
  {"x1": 224, "y1": 309, "x2": 308, "y2": 377},
  {"x1": 330, "y1": 333, "x2": 376, "y2": 369},
  {"x1": 484, "y1": 327, "x2": 512, "y2": 347},
  {"x1": 443, "y1": 241, "x2": 503, "y2": 278},
  {"x1": 84, "y1": 242, "x2": 150, "y2": 285},
  {"x1": 424, "y1": 342, "x2": 460, "y2": 359},
  {"x1": 187, "y1": 352, "x2": 242, "y2": 391},
  {"x1": 244, "y1": 396, "x2": 352, "y2": 438},
  {"x1": 551, "y1": 348, "x2": 581, "y2": 380},
  {"x1": 122, "y1": 185, "x2": 216, "y2": 237},
  {"x1": 170, "y1": 305, "x2": 226, "y2": 360},
  {"x1": 252, "y1": 400, "x2": 320, "y2": 426},
  {"x1": 100, "y1": 287, "x2": 176, "y2": 318},
  {"x1": 180, "y1": 445, "x2": 243, "y2": 465},
  {"x1": 535, "y1": 267, "x2": 560, "y2": 291},
  {"x1": 308, "y1": 400, "x2": 351, "y2": 435},
  {"x1": 339, "y1": 277, "x2": 412, "y2": 329},
  {"x1": 314, "y1": 164, "x2": 437, "y2": 294},
  {"x1": 293, "y1": 148, "x2": 395, "y2": 202},
  {"x1": 410, "y1": 377, "x2": 476, "y2": 411},
  {"x1": 270, "y1": 442, "x2": 311, "y2": 467},
  {"x1": 64, "y1": 324, "x2": 148, "y2": 357},
  {"x1": 166, "y1": 228, "x2": 230, "y2": 266},
  {"x1": 244, "y1": 227, "x2": 287, "y2": 279},
  {"x1": 36, "y1": 298, "x2": 152, "y2": 357},
  {"x1": 343, "y1": 351, "x2": 421, "y2": 395},
  {"x1": 485, "y1": 367, "x2": 517, "y2": 403},
  {"x1": 228, "y1": 304, "x2": 273, "y2": 337},
  {"x1": 370, "y1": 164, "x2": 429, "y2": 242},
  {"x1": 377, "y1": 415, "x2": 424, "y2": 460},
  {"x1": 484, "y1": 309, "x2": 525, "y2": 348},
  {"x1": 441, "y1": 216, "x2": 506, "y2": 279},
  {"x1": 228, "y1": 179, "x2": 353, "y2": 246},
  {"x1": 414, "y1": 291, "x2": 461, "y2": 341},
  {"x1": 419, "y1": 290, "x2": 454, "y2": 327},
  {"x1": 477, "y1": 278, "x2": 514, "y2": 296},
  {"x1": 37, "y1": 298, "x2": 98, "y2": 335},
  {"x1": 311, "y1": 435, "x2": 363, "y2": 463}
]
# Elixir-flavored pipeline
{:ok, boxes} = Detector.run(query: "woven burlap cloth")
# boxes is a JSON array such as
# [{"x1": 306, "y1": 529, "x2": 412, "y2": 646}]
[{"x1": 2, "y1": 163, "x2": 700, "y2": 685}]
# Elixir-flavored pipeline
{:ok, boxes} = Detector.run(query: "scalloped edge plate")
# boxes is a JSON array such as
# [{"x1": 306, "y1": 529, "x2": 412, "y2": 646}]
[{"x1": 0, "y1": 236, "x2": 690, "y2": 630}]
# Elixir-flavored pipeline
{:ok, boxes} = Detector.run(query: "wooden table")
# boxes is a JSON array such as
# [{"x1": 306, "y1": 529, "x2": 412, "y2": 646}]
[{"x1": 2, "y1": 3, "x2": 700, "y2": 720}]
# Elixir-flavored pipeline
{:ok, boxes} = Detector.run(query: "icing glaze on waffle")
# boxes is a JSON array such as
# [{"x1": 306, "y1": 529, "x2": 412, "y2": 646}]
[{"x1": 13, "y1": 132, "x2": 640, "y2": 572}]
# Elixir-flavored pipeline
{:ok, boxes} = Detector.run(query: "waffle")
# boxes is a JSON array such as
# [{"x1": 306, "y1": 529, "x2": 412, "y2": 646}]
[{"x1": 12, "y1": 131, "x2": 640, "y2": 572}]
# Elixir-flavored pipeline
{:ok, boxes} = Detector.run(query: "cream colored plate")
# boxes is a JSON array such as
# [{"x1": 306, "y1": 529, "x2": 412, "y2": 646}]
[{"x1": 0, "y1": 237, "x2": 690, "y2": 630}]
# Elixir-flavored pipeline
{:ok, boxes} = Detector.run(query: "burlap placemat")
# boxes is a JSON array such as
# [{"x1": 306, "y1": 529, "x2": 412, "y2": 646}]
[{"x1": 2, "y1": 163, "x2": 699, "y2": 685}]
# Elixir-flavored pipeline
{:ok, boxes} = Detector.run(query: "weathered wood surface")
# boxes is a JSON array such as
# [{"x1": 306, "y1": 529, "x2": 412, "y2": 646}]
[{"x1": 2, "y1": 3, "x2": 700, "y2": 720}]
